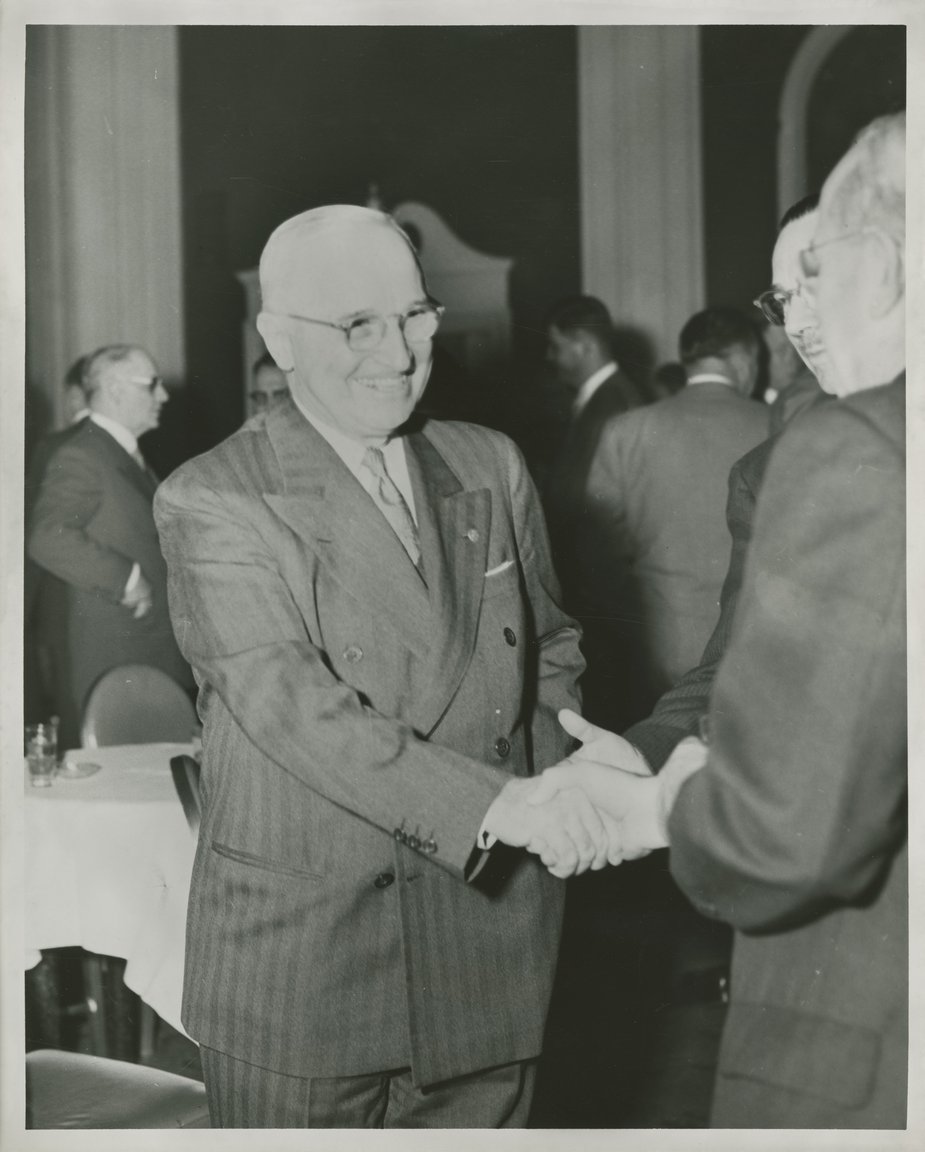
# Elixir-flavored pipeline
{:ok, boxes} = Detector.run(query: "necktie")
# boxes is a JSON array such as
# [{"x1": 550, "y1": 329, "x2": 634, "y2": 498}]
[{"x1": 360, "y1": 446, "x2": 422, "y2": 570}]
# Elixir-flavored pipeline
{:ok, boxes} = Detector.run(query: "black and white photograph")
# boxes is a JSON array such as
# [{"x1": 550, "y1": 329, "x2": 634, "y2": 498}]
[{"x1": 1, "y1": 1, "x2": 921, "y2": 1148}]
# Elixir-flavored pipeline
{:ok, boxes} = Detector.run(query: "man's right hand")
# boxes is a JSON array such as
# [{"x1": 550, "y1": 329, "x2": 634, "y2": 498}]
[
  {"x1": 121, "y1": 569, "x2": 153, "y2": 619},
  {"x1": 481, "y1": 775, "x2": 620, "y2": 879}
]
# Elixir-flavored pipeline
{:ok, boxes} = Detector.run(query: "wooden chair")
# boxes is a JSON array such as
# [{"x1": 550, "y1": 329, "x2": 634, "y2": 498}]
[
  {"x1": 81, "y1": 664, "x2": 197, "y2": 748},
  {"x1": 26, "y1": 1048, "x2": 209, "y2": 1128},
  {"x1": 170, "y1": 754, "x2": 202, "y2": 838}
]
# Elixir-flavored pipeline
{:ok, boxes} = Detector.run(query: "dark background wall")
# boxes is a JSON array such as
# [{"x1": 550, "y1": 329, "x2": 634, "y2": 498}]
[
  {"x1": 172, "y1": 24, "x2": 904, "y2": 470},
  {"x1": 178, "y1": 26, "x2": 580, "y2": 454}
]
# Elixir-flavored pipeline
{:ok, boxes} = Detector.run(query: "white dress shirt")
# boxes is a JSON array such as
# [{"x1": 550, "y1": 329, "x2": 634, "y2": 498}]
[
  {"x1": 685, "y1": 373, "x2": 736, "y2": 388},
  {"x1": 290, "y1": 397, "x2": 418, "y2": 524},
  {"x1": 573, "y1": 362, "x2": 618, "y2": 416}
]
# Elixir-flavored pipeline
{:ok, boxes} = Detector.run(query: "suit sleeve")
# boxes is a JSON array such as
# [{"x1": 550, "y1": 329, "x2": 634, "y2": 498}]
[
  {"x1": 625, "y1": 442, "x2": 770, "y2": 769},
  {"x1": 27, "y1": 442, "x2": 134, "y2": 599},
  {"x1": 505, "y1": 437, "x2": 585, "y2": 767},
  {"x1": 667, "y1": 402, "x2": 907, "y2": 933}
]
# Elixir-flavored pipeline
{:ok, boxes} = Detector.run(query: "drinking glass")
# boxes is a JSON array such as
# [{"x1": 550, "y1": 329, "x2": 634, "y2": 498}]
[{"x1": 25, "y1": 722, "x2": 58, "y2": 787}]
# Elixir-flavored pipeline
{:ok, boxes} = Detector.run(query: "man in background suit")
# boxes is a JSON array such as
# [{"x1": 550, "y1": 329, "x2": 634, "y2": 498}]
[
  {"x1": 27, "y1": 344, "x2": 192, "y2": 748},
  {"x1": 542, "y1": 295, "x2": 646, "y2": 726},
  {"x1": 153, "y1": 205, "x2": 604, "y2": 1128},
  {"x1": 538, "y1": 111, "x2": 907, "y2": 1128},
  {"x1": 585, "y1": 306, "x2": 768, "y2": 731}
]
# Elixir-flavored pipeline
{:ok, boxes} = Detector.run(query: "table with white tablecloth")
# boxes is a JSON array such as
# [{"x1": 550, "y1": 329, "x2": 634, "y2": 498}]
[{"x1": 25, "y1": 743, "x2": 197, "y2": 1035}]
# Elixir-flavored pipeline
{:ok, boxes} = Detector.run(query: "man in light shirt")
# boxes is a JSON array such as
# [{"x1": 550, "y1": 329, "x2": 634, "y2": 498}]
[
  {"x1": 153, "y1": 204, "x2": 601, "y2": 1128},
  {"x1": 27, "y1": 344, "x2": 192, "y2": 748}
]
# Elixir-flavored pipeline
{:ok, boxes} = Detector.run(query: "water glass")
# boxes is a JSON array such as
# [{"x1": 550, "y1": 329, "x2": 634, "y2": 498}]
[{"x1": 25, "y1": 722, "x2": 58, "y2": 787}]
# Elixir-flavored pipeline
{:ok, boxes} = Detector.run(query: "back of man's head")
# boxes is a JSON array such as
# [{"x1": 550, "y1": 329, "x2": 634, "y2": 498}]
[
  {"x1": 679, "y1": 306, "x2": 761, "y2": 397},
  {"x1": 815, "y1": 110, "x2": 905, "y2": 394}
]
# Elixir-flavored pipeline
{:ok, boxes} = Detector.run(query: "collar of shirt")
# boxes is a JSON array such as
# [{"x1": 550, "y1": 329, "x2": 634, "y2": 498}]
[
  {"x1": 573, "y1": 362, "x2": 618, "y2": 416},
  {"x1": 90, "y1": 411, "x2": 139, "y2": 457},
  {"x1": 289, "y1": 395, "x2": 418, "y2": 523},
  {"x1": 685, "y1": 373, "x2": 735, "y2": 387}
]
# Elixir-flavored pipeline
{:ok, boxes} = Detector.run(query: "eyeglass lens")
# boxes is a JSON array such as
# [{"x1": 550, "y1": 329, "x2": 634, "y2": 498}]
[{"x1": 346, "y1": 307, "x2": 441, "y2": 351}]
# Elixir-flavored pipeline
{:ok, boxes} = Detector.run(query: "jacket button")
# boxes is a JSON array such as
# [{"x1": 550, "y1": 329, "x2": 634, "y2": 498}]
[
  {"x1": 503, "y1": 627, "x2": 517, "y2": 647},
  {"x1": 494, "y1": 737, "x2": 511, "y2": 759},
  {"x1": 407, "y1": 835, "x2": 421, "y2": 851},
  {"x1": 343, "y1": 645, "x2": 363, "y2": 664},
  {"x1": 393, "y1": 827, "x2": 407, "y2": 844},
  {"x1": 374, "y1": 871, "x2": 395, "y2": 889},
  {"x1": 466, "y1": 528, "x2": 480, "y2": 543},
  {"x1": 422, "y1": 838, "x2": 437, "y2": 854}
]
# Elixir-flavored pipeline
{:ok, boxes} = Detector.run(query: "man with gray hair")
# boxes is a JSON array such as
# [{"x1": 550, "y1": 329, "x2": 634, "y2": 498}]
[
  {"x1": 530, "y1": 110, "x2": 907, "y2": 1128},
  {"x1": 28, "y1": 344, "x2": 191, "y2": 747},
  {"x1": 153, "y1": 204, "x2": 603, "y2": 1128}
]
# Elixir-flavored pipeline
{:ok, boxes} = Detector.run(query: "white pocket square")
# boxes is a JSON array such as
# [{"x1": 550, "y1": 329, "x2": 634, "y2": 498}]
[{"x1": 485, "y1": 559, "x2": 515, "y2": 578}]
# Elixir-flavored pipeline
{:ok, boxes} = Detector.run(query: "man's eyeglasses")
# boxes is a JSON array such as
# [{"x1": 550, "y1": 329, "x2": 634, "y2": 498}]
[
  {"x1": 752, "y1": 286, "x2": 807, "y2": 327},
  {"x1": 272, "y1": 302, "x2": 445, "y2": 353},
  {"x1": 125, "y1": 375, "x2": 165, "y2": 393}
]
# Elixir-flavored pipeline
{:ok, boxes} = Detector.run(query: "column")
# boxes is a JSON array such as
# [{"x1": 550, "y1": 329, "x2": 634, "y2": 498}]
[
  {"x1": 25, "y1": 26, "x2": 184, "y2": 427},
  {"x1": 578, "y1": 27, "x2": 705, "y2": 365}
]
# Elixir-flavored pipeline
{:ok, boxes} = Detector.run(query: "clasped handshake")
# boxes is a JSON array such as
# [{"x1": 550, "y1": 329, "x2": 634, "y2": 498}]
[{"x1": 481, "y1": 709, "x2": 708, "y2": 879}]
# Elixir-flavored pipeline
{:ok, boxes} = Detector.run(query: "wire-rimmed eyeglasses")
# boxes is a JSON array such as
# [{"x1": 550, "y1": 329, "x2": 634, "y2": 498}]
[
  {"x1": 270, "y1": 302, "x2": 445, "y2": 353},
  {"x1": 752, "y1": 286, "x2": 808, "y2": 327}
]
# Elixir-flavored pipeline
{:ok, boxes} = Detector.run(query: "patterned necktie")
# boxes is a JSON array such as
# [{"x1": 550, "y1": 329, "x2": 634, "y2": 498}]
[{"x1": 360, "y1": 446, "x2": 422, "y2": 570}]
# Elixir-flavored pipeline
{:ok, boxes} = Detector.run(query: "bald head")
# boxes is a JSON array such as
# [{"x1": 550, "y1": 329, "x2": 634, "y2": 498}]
[
  {"x1": 259, "y1": 205, "x2": 419, "y2": 315},
  {"x1": 255, "y1": 205, "x2": 437, "y2": 443},
  {"x1": 812, "y1": 111, "x2": 905, "y2": 395}
]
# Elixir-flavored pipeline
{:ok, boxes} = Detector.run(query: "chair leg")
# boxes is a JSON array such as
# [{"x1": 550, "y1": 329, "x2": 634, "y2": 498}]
[
  {"x1": 139, "y1": 1004, "x2": 158, "y2": 1062},
  {"x1": 81, "y1": 955, "x2": 108, "y2": 1057}
]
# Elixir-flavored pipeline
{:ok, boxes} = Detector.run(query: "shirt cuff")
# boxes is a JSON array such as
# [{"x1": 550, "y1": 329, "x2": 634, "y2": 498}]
[
  {"x1": 123, "y1": 562, "x2": 141, "y2": 596},
  {"x1": 656, "y1": 738, "x2": 709, "y2": 842}
]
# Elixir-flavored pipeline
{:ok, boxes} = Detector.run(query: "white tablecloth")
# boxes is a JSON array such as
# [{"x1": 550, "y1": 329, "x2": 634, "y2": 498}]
[{"x1": 25, "y1": 743, "x2": 197, "y2": 1036}]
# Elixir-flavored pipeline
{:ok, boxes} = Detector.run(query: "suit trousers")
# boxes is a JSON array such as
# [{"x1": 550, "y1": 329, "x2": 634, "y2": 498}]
[{"x1": 200, "y1": 1047, "x2": 537, "y2": 1128}]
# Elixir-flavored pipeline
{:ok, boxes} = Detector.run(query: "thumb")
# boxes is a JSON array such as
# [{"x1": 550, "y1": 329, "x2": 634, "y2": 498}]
[{"x1": 558, "y1": 708, "x2": 603, "y2": 746}]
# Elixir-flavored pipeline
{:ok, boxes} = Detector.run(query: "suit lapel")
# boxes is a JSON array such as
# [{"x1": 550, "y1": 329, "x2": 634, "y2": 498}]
[
  {"x1": 262, "y1": 400, "x2": 432, "y2": 660},
  {"x1": 405, "y1": 429, "x2": 490, "y2": 737},
  {"x1": 84, "y1": 421, "x2": 157, "y2": 500}
]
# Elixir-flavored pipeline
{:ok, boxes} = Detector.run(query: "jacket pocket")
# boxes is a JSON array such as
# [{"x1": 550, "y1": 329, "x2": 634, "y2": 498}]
[
  {"x1": 718, "y1": 1000, "x2": 881, "y2": 1109},
  {"x1": 210, "y1": 840, "x2": 325, "y2": 882}
]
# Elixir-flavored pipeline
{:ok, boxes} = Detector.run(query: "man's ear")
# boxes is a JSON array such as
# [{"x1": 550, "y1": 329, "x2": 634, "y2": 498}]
[
  {"x1": 866, "y1": 230, "x2": 904, "y2": 319},
  {"x1": 256, "y1": 312, "x2": 295, "y2": 372}
]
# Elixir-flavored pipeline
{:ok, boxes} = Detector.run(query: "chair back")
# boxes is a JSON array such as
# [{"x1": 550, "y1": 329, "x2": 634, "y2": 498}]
[
  {"x1": 81, "y1": 664, "x2": 197, "y2": 748},
  {"x1": 170, "y1": 754, "x2": 202, "y2": 837}
]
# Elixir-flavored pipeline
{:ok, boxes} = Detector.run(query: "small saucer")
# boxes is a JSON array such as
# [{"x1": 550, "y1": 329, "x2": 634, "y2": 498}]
[{"x1": 59, "y1": 759, "x2": 102, "y2": 779}]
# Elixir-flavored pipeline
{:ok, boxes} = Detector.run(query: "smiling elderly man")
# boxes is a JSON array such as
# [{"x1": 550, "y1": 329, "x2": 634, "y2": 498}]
[{"x1": 152, "y1": 205, "x2": 605, "y2": 1128}]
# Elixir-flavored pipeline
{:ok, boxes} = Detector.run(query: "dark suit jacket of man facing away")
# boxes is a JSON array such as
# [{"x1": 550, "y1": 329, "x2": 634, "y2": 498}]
[
  {"x1": 153, "y1": 399, "x2": 583, "y2": 1088},
  {"x1": 543, "y1": 367, "x2": 646, "y2": 726},
  {"x1": 584, "y1": 381, "x2": 768, "y2": 730},
  {"x1": 668, "y1": 377, "x2": 906, "y2": 1127},
  {"x1": 624, "y1": 432, "x2": 776, "y2": 769},
  {"x1": 27, "y1": 419, "x2": 192, "y2": 745}
]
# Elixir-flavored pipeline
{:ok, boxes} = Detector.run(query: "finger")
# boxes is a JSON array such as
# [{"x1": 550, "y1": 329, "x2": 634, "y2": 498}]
[
  {"x1": 559, "y1": 788, "x2": 606, "y2": 870},
  {"x1": 525, "y1": 769, "x2": 566, "y2": 806},
  {"x1": 594, "y1": 809, "x2": 623, "y2": 869}
]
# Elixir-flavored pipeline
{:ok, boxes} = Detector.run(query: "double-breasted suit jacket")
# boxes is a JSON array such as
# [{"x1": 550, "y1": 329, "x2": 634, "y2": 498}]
[
  {"x1": 668, "y1": 377, "x2": 907, "y2": 1127},
  {"x1": 153, "y1": 398, "x2": 583, "y2": 1088},
  {"x1": 27, "y1": 419, "x2": 192, "y2": 740}
]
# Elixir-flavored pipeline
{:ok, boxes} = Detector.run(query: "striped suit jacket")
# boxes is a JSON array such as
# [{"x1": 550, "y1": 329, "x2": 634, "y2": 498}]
[{"x1": 153, "y1": 399, "x2": 583, "y2": 1087}]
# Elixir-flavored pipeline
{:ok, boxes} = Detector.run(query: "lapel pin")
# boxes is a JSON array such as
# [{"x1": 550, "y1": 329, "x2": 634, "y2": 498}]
[{"x1": 465, "y1": 528, "x2": 479, "y2": 543}]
